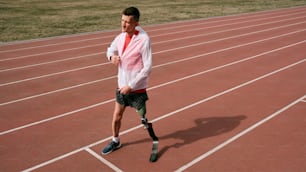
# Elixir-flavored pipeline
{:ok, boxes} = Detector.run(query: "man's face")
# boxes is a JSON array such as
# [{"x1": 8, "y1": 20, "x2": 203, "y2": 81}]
[{"x1": 121, "y1": 15, "x2": 138, "y2": 34}]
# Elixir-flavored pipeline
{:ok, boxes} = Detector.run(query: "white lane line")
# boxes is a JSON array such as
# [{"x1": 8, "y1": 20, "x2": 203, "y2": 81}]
[
  {"x1": 1, "y1": 15, "x2": 303, "y2": 83},
  {"x1": 1, "y1": 31, "x2": 304, "y2": 106},
  {"x1": 154, "y1": 21, "x2": 306, "y2": 55},
  {"x1": 21, "y1": 59, "x2": 305, "y2": 172},
  {"x1": 0, "y1": 76, "x2": 116, "y2": 106},
  {"x1": 4, "y1": 13, "x2": 306, "y2": 67},
  {"x1": 175, "y1": 94, "x2": 306, "y2": 172},
  {"x1": 0, "y1": 39, "x2": 304, "y2": 136},
  {"x1": 0, "y1": 37, "x2": 111, "y2": 53},
  {"x1": 1, "y1": 12, "x2": 304, "y2": 69},
  {"x1": 85, "y1": 148, "x2": 123, "y2": 172},
  {"x1": 2, "y1": 7, "x2": 304, "y2": 53},
  {"x1": 0, "y1": 98, "x2": 115, "y2": 136},
  {"x1": 0, "y1": 52, "x2": 104, "y2": 73},
  {"x1": 1, "y1": 18, "x2": 304, "y2": 86},
  {"x1": 20, "y1": 147, "x2": 91, "y2": 172},
  {"x1": 0, "y1": 62, "x2": 110, "y2": 87},
  {"x1": 1, "y1": 14, "x2": 304, "y2": 78},
  {"x1": 152, "y1": 12, "x2": 306, "y2": 40},
  {"x1": 153, "y1": 31, "x2": 305, "y2": 68},
  {"x1": 1, "y1": 11, "x2": 305, "y2": 63},
  {"x1": 0, "y1": 39, "x2": 304, "y2": 135},
  {"x1": 0, "y1": 43, "x2": 103, "y2": 62}
]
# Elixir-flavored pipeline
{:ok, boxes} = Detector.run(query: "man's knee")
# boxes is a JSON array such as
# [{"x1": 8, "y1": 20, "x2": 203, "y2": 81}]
[
  {"x1": 113, "y1": 103, "x2": 125, "y2": 122},
  {"x1": 137, "y1": 106, "x2": 146, "y2": 117}
]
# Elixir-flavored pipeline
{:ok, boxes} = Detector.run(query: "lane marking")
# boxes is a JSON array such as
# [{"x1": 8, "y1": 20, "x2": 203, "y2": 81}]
[
  {"x1": 1, "y1": 13, "x2": 305, "y2": 70},
  {"x1": 1, "y1": 31, "x2": 304, "y2": 106},
  {"x1": 0, "y1": 98, "x2": 115, "y2": 135},
  {"x1": 0, "y1": 43, "x2": 103, "y2": 62},
  {"x1": 1, "y1": 17, "x2": 304, "y2": 79},
  {"x1": 0, "y1": 61, "x2": 109, "y2": 86},
  {"x1": 20, "y1": 146, "x2": 99, "y2": 172},
  {"x1": 175, "y1": 94, "x2": 306, "y2": 171},
  {"x1": 0, "y1": 75, "x2": 116, "y2": 106},
  {"x1": 21, "y1": 59, "x2": 305, "y2": 172},
  {"x1": 85, "y1": 148, "x2": 123, "y2": 172},
  {"x1": 153, "y1": 15, "x2": 306, "y2": 44},
  {"x1": 0, "y1": 12, "x2": 305, "y2": 63},
  {"x1": 0, "y1": 52, "x2": 104, "y2": 73},
  {"x1": 153, "y1": 21, "x2": 306, "y2": 55},
  {"x1": 1, "y1": 40, "x2": 304, "y2": 134}
]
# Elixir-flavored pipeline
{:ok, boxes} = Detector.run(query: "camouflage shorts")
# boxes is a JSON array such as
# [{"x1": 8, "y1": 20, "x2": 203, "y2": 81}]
[{"x1": 116, "y1": 89, "x2": 148, "y2": 110}]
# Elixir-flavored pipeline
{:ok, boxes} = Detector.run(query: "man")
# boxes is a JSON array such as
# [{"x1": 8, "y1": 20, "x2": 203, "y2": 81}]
[{"x1": 102, "y1": 7, "x2": 153, "y2": 155}]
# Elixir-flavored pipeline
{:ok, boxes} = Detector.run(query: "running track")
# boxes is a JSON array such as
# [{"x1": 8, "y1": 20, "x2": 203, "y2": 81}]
[{"x1": 1, "y1": 6, "x2": 305, "y2": 172}]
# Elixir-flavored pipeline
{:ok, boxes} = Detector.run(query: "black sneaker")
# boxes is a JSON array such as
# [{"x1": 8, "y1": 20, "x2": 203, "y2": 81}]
[{"x1": 102, "y1": 141, "x2": 122, "y2": 155}]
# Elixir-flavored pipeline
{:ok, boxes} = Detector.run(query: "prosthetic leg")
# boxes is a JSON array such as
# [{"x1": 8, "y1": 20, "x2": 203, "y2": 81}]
[
  {"x1": 138, "y1": 107, "x2": 159, "y2": 162},
  {"x1": 142, "y1": 118, "x2": 159, "y2": 162}
]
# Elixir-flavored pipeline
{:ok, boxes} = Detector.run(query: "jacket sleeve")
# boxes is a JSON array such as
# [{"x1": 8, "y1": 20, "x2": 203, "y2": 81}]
[{"x1": 106, "y1": 35, "x2": 120, "y2": 61}]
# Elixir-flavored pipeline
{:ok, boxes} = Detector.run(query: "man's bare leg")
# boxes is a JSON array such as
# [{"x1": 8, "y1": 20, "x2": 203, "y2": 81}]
[{"x1": 112, "y1": 102, "x2": 126, "y2": 138}]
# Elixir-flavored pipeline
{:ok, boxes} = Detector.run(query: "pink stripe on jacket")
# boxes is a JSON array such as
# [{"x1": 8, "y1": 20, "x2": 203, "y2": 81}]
[{"x1": 107, "y1": 26, "x2": 152, "y2": 91}]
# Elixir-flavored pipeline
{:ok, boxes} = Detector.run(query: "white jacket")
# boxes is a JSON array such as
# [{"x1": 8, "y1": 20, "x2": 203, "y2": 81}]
[{"x1": 107, "y1": 26, "x2": 152, "y2": 91}]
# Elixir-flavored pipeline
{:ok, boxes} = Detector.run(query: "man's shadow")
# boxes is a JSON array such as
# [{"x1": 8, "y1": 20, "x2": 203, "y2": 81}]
[{"x1": 125, "y1": 115, "x2": 247, "y2": 159}]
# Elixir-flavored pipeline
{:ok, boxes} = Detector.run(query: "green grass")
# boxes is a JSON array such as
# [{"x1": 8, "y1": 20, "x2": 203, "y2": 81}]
[{"x1": 0, "y1": 0, "x2": 305, "y2": 42}]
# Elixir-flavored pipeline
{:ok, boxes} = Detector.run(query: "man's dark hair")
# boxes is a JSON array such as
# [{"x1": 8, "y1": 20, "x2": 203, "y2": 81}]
[{"x1": 122, "y1": 7, "x2": 140, "y2": 22}]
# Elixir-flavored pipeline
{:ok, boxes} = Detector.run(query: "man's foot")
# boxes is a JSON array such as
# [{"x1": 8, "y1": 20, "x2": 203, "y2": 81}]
[{"x1": 102, "y1": 141, "x2": 122, "y2": 155}]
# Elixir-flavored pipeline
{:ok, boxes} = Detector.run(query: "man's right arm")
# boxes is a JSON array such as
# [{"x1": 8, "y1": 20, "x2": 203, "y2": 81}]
[{"x1": 107, "y1": 35, "x2": 120, "y2": 61}]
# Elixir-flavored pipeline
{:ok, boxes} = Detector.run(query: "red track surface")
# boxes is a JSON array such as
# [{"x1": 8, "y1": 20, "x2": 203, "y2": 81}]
[{"x1": 1, "y1": 6, "x2": 306, "y2": 172}]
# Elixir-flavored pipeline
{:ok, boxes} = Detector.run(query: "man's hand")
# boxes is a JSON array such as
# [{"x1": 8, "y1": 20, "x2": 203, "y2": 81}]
[
  {"x1": 120, "y1": 86, "x2": 132, "y2": 95},
  {"x1": 111, "y1": 55, "x2": 120, "y2": 66}
]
